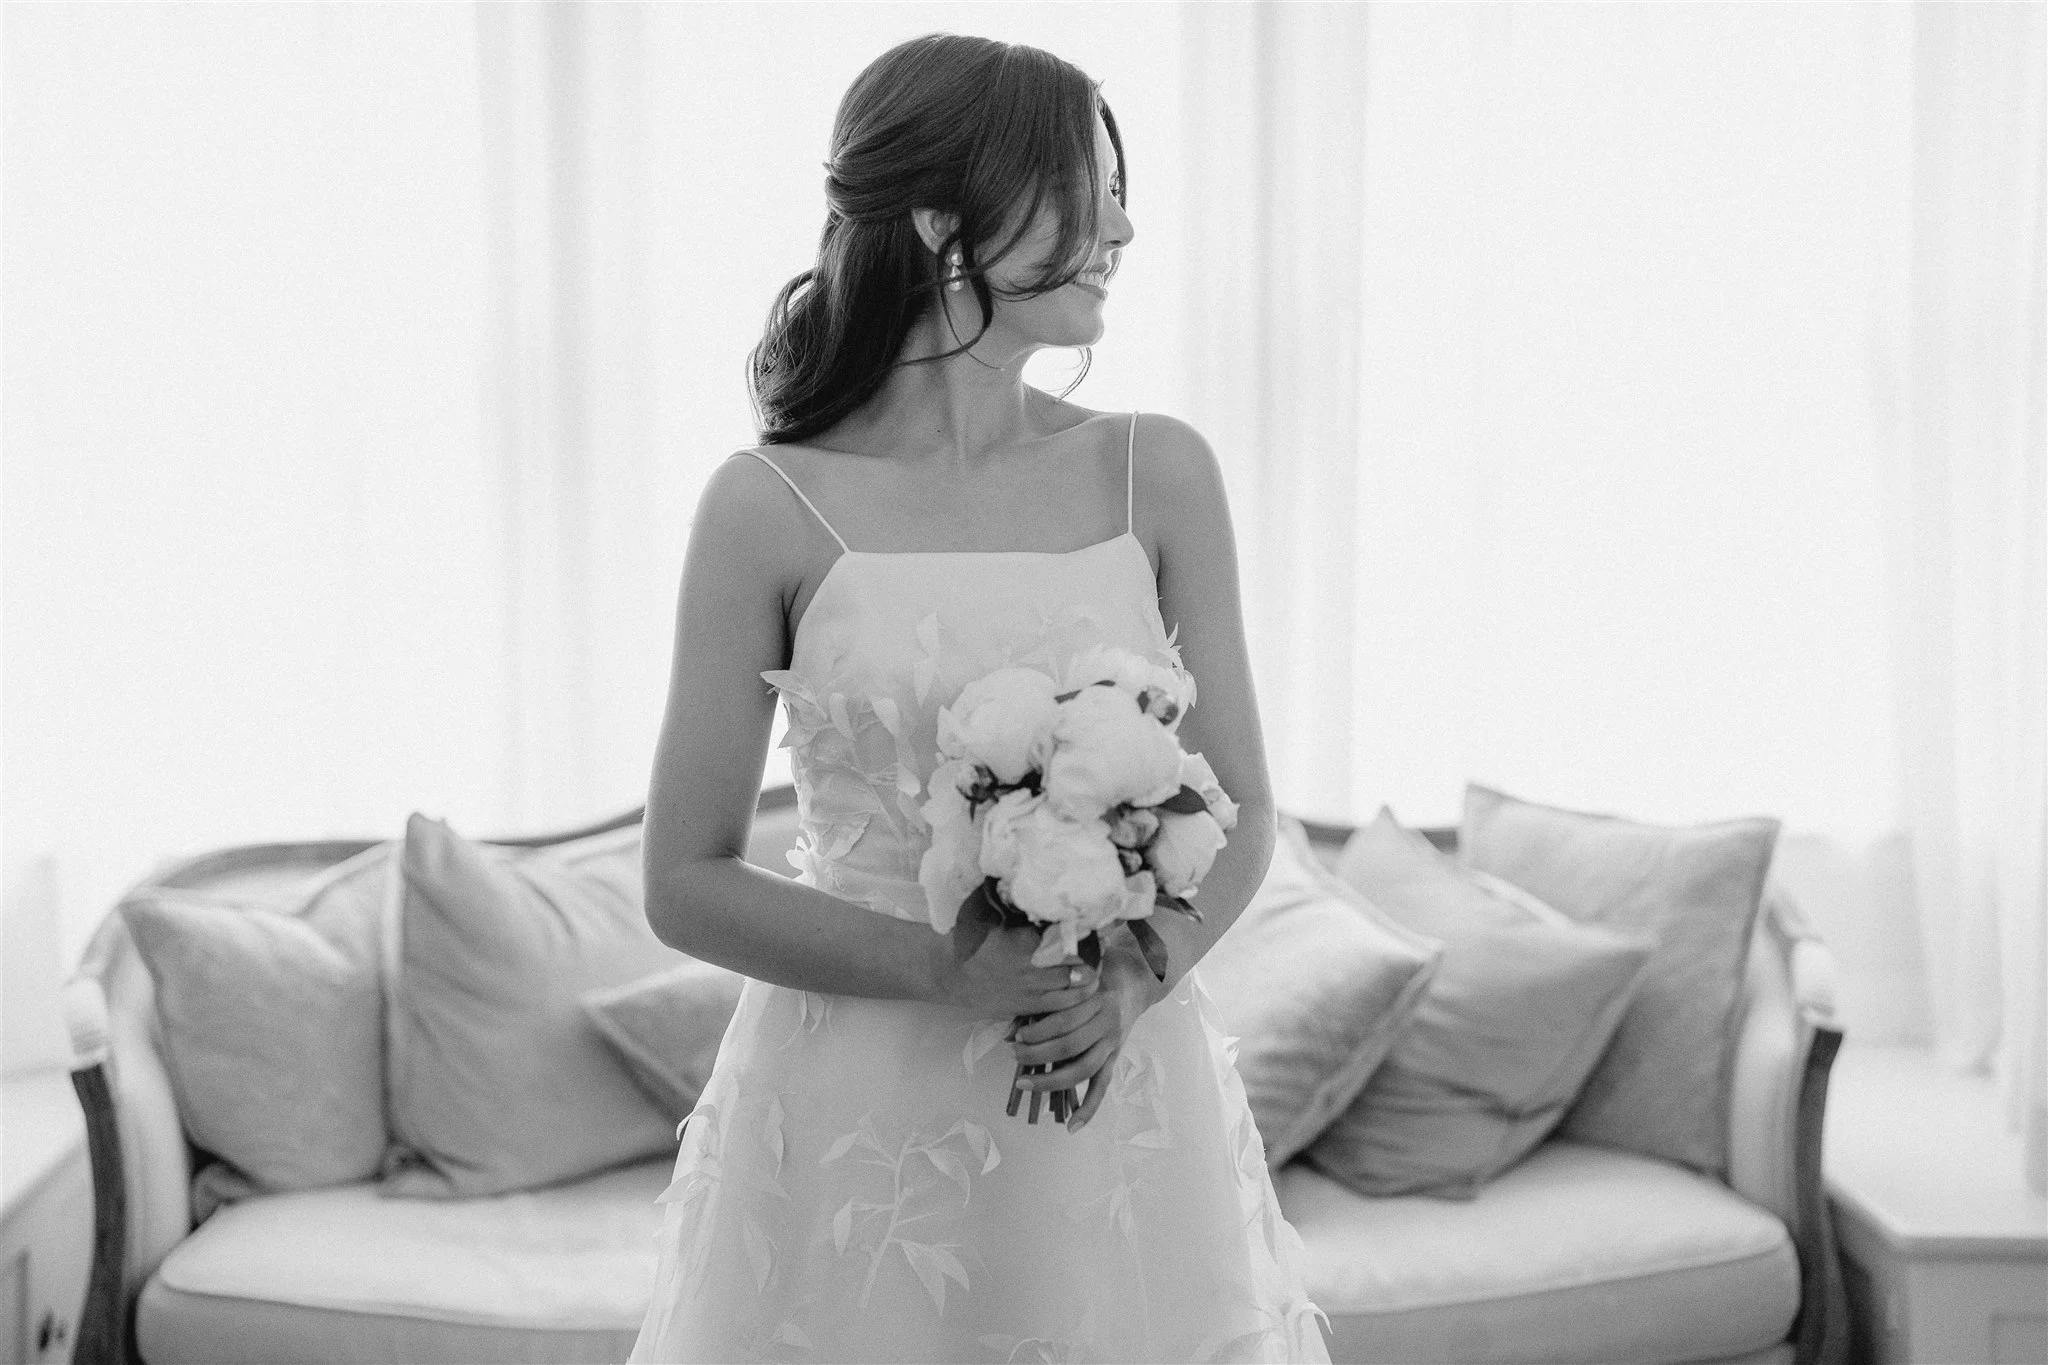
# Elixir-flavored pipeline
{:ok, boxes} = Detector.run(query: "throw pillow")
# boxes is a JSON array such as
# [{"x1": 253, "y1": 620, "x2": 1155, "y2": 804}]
[
  {"x1": 120, "y1": 844, "x2": 392, "y2": 1194},
  {"x1": 1457, "y1": 782, "x2": 1780, "y2": 1176},
  {"x1": 1198, "y1": 817, "x2": 1443, "y2": 1167},
  {"x1": 581, "y1": 958, "x2": 749, "y2": 1124},
  {"x1": 380, "y1": 814, "x2": 681, "y2": 1198},
  {"x1": 1309, "y1": 808, "x2": 1654, "y2": 1199}
]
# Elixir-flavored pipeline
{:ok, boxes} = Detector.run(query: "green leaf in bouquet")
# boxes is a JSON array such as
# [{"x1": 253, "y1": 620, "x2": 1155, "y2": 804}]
[
  {"x1": 1155, "y1": 784, "x2": 1209, "y2": 815},
  {"x1": 964, "y1": 877, "x2": 1032, "y2": 931},
  {"x1": 1127, "y1": 918, "x2": 1171, "y2": 984}
]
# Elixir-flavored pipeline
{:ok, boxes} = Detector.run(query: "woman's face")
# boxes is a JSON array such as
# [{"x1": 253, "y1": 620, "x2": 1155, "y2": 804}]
[{"x1": 957, "y1": 113, "x2": 1133, "y2": 356}]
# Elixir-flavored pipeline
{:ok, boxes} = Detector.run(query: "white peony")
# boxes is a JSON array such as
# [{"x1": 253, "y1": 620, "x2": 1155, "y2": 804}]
[
  {"x1": 1043, "y1": 685, "x2": 1185, "y2": 821},
  {"x1": 976, "y1": 788, "x2": 1043, "y2": 883},
  {"x1": 1060, "y1": 645, "x2": 1195, "y2": 729},
  {"x1": 1150, "y1": 809, "x2": 1227, "y2": 899},
  {"x1": 1177, "y1": 751, "x2": 1240, "y2": 832},
  {"x1": 917, "y1": 757, "x2": 985, "y2": 934},
  {"x1": 1031, "y1": 921, "x2": 1086, "y2": 969},
  {"x1": 1120, "y1": 868, "x2": 1159, "y2": 921},
  {"x1": 999, "y1": 802, "x2": 1130, "y2": 929},
  {"x1": 1106, "y1": 805, "x2": 1161, "y2": 850},
  {"x1": 936, "y1": 667, "x2": 1060, "y2": 784}
]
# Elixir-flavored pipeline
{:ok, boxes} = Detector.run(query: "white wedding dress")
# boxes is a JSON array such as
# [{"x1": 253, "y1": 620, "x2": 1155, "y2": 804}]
[{"x1": 627, "y1": 415, "x2": 1332, "y2": 1364}]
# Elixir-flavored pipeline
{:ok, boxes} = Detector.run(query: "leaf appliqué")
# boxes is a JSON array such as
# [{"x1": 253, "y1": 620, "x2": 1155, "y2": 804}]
[{"x1": 962, "y1": 1017, "x2": 1009, "y2": 1075}]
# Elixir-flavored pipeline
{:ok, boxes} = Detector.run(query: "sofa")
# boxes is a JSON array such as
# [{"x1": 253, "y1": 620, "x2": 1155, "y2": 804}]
[{"x1": 61, "y1": 781, "x2": 1850, "y2": 1365}]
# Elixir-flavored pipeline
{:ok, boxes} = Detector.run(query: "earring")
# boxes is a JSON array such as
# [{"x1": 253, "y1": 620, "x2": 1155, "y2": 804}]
[{"x1": 947, "y1": 249, "x2": 965, "y2": 293}]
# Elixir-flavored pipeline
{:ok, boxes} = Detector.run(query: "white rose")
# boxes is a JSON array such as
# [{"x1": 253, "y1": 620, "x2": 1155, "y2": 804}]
[
  {"x1": 1001, "y1": 803, "x2": 1129, "y2": 930},
  {"x1": 1149, "y1": 809, "x2": 1227, "y2": 899},
  {"x1": 936, "y1": 667, "x2": 1060, "y2": 784},
  {"x1": 1177, "y1": 751, "x2": 1239, "y2": 832},
  {"x1": 1060, "y1": 645, "x2": 1194, "y2": 729},
  {"x1": 916, "y1": 758, "x2": 984, "y2": 934},
  {"x1": 1043, "y1": 685, "x2": 1185, "y2": 821}
]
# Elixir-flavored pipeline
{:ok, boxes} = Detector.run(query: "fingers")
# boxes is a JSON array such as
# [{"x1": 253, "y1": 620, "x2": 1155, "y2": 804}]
[
  {"x1": 1067, "y1": 1043, "x2": 1121, "y2": 1131},
  {"x1": 1011, "y1": 997, "x2": 1108, "y2": 1060},
  {"x1": 1020, "y1": 1033, "x2": 1117, "y2": 1092},
  {"x1": 1013, "y1": 965, "x2": 1096, "y2": 1018},
  {"x1": 1036, "y1": 978, "x2": 1099, "y2": 1014}
]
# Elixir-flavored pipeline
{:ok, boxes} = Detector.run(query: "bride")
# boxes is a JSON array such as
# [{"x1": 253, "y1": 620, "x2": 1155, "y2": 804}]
[{"x1": 629, "y1": 31, "x2": 1331, "y2": 1364}]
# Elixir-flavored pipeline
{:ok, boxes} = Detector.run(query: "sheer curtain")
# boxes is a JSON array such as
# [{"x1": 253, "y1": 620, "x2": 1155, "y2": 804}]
[
  {"x1": 1182, "y1": 2, "x2": 1917, "y2": 1032},
  {"x1": 3, "y1": 4, "x2": 506, "y2": 985},
  {"x1": 1176, "y1": 1, "x2": 2043, "y2": 1185},
  {"x1": 1867, "y1": 1, "x2": 2046, "y2": 1194}
]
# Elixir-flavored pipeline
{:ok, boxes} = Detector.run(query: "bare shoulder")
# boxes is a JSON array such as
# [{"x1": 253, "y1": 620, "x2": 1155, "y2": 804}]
[
  {"x1": 702, "y1": 446, "x2": 802, "y2": 523},
  {"x1": 1130, "y1": 411, "x2": 1220, "y2": 481},
  {"x1": 686, "y1": 448, "x2": 822, "y2": 598},
  {"x1": 1129, "y1": 413, "x2": 1230, "y2": 553}
]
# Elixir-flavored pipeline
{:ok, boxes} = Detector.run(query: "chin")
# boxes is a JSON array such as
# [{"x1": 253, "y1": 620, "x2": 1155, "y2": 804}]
[
  {"x1": 996, "y1": 297, "x2": 1107, "y2": 352},
  {"x1": 1052, "y1": 308, "x2": 1108, "y2": 349}
]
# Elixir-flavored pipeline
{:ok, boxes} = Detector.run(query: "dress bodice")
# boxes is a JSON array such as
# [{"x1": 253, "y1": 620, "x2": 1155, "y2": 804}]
[{"x1": 759, "y1": 529, "x2": 1186, "y2": 926}]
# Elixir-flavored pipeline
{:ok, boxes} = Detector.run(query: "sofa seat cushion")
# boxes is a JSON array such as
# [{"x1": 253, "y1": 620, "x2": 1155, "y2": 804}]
[
  {"x1": 136, "y1": 1157, "x2": 670, "y2": 1365},
  {"x1": 1275, "y1": 1140, "x2": 1799, "y2": 1365}
]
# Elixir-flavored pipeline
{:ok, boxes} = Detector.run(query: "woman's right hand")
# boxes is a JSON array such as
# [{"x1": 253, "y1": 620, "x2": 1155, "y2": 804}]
[{"x1": 927, "y1": 918, "x2": 1099, "y2": 1021}]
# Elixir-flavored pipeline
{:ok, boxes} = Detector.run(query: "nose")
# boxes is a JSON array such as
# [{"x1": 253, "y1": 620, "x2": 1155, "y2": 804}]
[{"x1": 1103, "y1": 191, "x2": 1134, "y2": 251}]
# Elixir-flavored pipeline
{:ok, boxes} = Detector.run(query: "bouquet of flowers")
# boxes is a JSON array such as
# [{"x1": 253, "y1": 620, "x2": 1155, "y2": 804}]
[{"x1": 917, "y1": 644, "x2": 1239, "y2": 1124}]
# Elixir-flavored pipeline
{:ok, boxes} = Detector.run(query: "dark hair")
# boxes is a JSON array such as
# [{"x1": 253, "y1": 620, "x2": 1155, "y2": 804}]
[{"x1": 748, "y1": 34, "x2": 1127, "y2": 445}]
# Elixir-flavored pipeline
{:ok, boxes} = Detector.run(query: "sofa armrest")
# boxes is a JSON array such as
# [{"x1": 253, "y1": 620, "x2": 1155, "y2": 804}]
[
  {"x1": 65, "y1": 979, "x2": 129, "y2": 1365},
  {"x1": 63, "y1": 952, "x2": 189, "y2": 1365},
  {"x1": 1726, "y1": 881, "x2": 1848, "y2": 1365}
]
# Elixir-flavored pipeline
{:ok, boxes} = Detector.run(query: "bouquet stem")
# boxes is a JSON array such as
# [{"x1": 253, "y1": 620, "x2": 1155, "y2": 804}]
[
  {"x1": 1004, "y1": 938, "x2": 1101, "y2": 1126},
  {"x1": 958, "y1": 878, "x2": 1105, "y2": 1127},
  {"x1": 1010, "y1": 1041, "x2": 1082, "y2": 1122}
]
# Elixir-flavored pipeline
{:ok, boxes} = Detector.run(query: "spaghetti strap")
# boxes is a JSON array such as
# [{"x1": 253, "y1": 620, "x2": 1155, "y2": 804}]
[
  {"x1": 1125, "y1": 411, "x2": 1138, "y2": 536},
  {"x1": 737, "y1": 449, "x2": 852, "y2": 555}
]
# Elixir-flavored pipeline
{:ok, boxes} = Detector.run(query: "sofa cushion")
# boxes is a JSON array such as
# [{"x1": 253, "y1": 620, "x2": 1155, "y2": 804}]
[
  {"x1": 119, "y1": 845, "x2": 393, "y2": 1196},
  {"x1": 1199, "y1": 817, "x2": 1443, "y2": 1166},
  {"x1": 1458, "y1": 783, "x2": 1780, "y2": 1176},
  {"x1": 136, "y1": 1157, "x2": 667, "y2": 1365},
  {"x1": 1310, "y1": 809, "x2": 1655, "y2": 1199},
  {"x1": 1276, "y1": 1140, "x2": 1799, "y2": 1365},
  {"x1": 582, "y1": 958, "x2": 749, "y2": 1124},
  {"x1": 381, "y1": 815, "x2": 681, "y2": 1198}
]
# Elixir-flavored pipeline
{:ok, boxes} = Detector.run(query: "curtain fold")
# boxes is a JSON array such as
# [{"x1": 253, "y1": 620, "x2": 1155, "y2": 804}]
[
  {"x1": 476, "y1": 2, "x2": 663, "y2": 827},
  {"x1": 1181, "y1": 2, "x2": 1372, "y2": 822},
  {"x1": 1876, "y1": 0, "x2": 2047, "y2": 1194}
]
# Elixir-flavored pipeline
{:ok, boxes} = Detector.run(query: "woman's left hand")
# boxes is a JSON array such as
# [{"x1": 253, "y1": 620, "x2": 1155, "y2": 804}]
[{"x1": 1008, "y1": 927, "x2": 1167, "y2": 1131}]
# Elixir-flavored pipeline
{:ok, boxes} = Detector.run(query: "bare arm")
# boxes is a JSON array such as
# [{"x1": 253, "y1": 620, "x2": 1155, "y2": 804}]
[
  {"x1": 1114, "y1": 414, "x2": 1277, "y2": 997},
  {"x1": 643, "y1": 453, "x2": 950, "y2": 999}
]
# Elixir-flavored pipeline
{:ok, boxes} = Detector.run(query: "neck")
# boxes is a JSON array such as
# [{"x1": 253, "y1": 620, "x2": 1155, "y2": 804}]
[{"x1": 831, "y1": 308, "x2": 1045, "y2": 469}]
